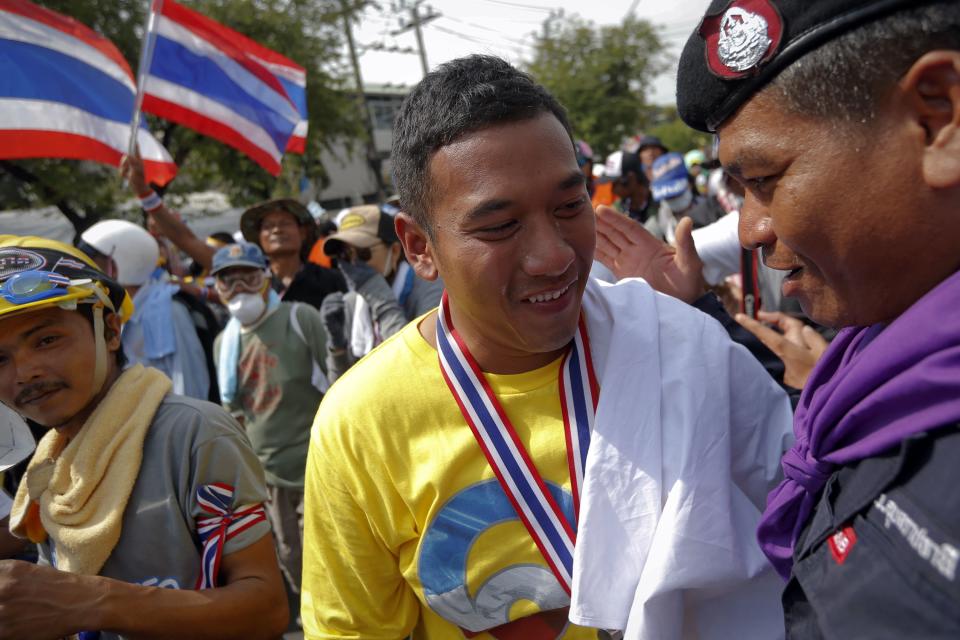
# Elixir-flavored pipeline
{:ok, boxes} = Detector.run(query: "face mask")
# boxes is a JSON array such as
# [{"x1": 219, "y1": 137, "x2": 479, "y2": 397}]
[
  {"x1": 227, "y1": 292, "x2": 266, "y2": 325},
  {"x1": 665, "y1": 189, "x2": 693, "y2": 214}
]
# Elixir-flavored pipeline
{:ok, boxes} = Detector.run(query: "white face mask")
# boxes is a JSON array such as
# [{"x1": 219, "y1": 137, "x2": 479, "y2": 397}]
[
  {"x1": 665, "y1": 189, "x2": 693, "y2": 214},
  {"x1": 227, "y1": 292, "x2": 266, "y2": 325}
]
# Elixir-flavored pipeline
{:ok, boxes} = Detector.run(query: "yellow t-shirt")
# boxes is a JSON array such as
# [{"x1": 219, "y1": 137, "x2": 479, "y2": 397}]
[{"x1": 302, "y1": 315, "x2": 598, "y2": 639}]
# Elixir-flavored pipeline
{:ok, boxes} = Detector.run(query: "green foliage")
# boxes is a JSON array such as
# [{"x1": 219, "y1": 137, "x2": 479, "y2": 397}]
[
  {"x1": 0, "y1": 0, "x2": 363, "y2": 234},
  {"x1": 525, "y1": 12, "x2": 671, "y2": 157},
  {"x1": 647, "y1": 107, "x2": 713, "y2": 156}
]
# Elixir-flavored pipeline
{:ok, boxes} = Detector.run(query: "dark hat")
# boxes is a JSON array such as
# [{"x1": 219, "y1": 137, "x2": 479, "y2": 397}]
[
  {"x1": 677, "y1": 0, "x2": 935, "y2": 132},
  {"x1": 602, "y1": 150, "x2": 644, "y2": 182},
  {"x1": 240, "y1": 198, "x2": 313, "y2": 244},
  {"x1": 637, "y1": 135, "x2": 667, "y2": 153}
]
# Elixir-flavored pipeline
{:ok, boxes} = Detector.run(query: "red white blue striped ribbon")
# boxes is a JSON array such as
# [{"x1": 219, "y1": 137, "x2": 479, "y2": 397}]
[
  {"x1": 194, "y1": 482, "x2": 267, "y2": 589},
  {"x1": 436, "y1": 292, "x2": 599, "y2": 593}
]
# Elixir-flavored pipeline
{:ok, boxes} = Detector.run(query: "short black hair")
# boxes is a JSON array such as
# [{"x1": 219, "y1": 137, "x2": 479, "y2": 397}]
[
  {"x1": 392, "y1": 55, "x2": 573, "y2": 235},
  {"x1": 768, "y1": 2, "x2": 960, "y2": 125}
]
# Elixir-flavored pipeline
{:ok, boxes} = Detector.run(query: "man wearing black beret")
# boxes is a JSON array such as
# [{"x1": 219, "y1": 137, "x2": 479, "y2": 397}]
[{"x1": 678, "y1": 1, "x2": 960, "y2": 637}]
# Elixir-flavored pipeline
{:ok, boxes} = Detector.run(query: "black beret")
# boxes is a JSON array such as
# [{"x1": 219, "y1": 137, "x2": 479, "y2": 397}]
[{"x1": 677, "y1": 0, "x2": 942, "y2": 132}]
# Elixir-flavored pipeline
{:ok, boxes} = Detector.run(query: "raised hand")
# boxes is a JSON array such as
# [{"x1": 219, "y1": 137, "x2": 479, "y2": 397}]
[
  {"x1": 595, "y1": 205, "x2": 707, "y2": 304},
  {"x1": 735, "y1": 311, "x2": 829, "y2": 389}
]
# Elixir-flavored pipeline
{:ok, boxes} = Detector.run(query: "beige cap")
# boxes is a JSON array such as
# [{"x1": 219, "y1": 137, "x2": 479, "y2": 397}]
[{"x1": 323, "y1": 205, "x2": 392, "y2": 256}]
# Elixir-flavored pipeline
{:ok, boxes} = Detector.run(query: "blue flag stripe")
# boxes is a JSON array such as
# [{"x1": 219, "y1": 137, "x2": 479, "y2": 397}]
[
  {"x1": 0, "y1": 39, "x2": 133, "y2": 123},
  {"x1": 151, "y1": 36, "x2": 294, "y2": 150}
]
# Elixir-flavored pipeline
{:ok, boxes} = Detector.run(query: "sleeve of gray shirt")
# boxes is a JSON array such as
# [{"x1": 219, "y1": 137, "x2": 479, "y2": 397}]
[
  {"x1": 184, "y1": 401, "x2": 272, "y2": 555},
  {"x1": 406, "y1": 275, "x2": 445, "y2": 318},
  {"x1": 323, "y1": 293, "x2": 356, "y2": 384}
]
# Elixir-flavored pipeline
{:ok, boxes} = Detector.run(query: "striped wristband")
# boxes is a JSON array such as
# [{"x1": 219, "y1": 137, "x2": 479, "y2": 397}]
[{"x1": 139, "y1": 190, "x2": 163, "y2": 212}]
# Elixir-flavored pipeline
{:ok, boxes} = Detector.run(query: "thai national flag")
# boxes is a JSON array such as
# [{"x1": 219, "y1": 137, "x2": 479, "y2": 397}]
[
  {"x1": 142, "y1": 0, "x2": 303, "y2": 175},
  {"x1": 247, "y1": 49, "x2": 307, "y2": 154},
  {"x1": 0, "y1": 0, "x2": 177, "y2": 185}
]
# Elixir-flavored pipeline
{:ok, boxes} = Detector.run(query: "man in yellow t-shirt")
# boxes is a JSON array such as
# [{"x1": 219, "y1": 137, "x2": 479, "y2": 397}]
[
  {"x1": 303, "y1": 54, "x2": 600, "y2": 639},
  {"x1": 302, "y1": 55, "x2": 790, "y2": 639},
  {"x1": 304, "y1": 321, "x2": 596, "y2": 637}
]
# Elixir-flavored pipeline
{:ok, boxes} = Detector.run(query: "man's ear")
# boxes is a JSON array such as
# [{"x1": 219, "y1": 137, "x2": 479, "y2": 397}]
[
  {"x1": 901, "y1": 51, "x2": 960, "y2": 189},
  {"x1": 104, "y1": 311, "x2": 123, "y2": 354},
  {"x1": 395, "y1": 212, "x2": 439, "y2": 281}
]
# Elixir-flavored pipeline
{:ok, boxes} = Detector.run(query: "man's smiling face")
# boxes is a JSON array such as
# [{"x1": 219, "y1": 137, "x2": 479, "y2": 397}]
[
  {"x1": 0, "y1": 306, "x2": 104, "y2": 428},
  {"x1": 719, "y1": 90, "x2": 933, "y2": 327},
  {"x1": 423, "y1": 112, "x2": 596, "y2": 371}
]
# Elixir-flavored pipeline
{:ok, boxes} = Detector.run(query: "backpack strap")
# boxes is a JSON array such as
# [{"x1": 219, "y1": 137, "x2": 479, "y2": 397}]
[{"x1": 290, "y1": 303, "x2": 330, "y2": 394}]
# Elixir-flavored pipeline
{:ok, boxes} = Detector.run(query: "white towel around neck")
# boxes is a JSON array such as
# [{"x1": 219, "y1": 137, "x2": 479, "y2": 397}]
[{"x1": 572, "y1": 278, "x2": 793, "y2": 640}]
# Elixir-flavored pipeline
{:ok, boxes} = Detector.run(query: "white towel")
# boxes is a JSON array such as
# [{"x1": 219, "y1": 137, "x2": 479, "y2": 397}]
[
  {"x1": 350, "y1": 294, "x2": 378, "y2": 358},
  {"x1": 570, "y1": 278, "x2": 794, "y2": 639}
]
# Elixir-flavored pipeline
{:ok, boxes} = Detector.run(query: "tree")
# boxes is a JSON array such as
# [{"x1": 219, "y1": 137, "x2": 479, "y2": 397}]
[
  {"x1": 525, "y1": 12, "x2": 671, "y2": 158},
  {"x1": 0, "y1": 0, "x2": 364, "y2": 238},
  {"x1": 646, "y1": 106, "x2": 713, "y2": 157}
]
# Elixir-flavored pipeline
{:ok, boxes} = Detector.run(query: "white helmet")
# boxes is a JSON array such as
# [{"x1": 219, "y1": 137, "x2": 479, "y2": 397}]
[
  {"x1": 80, "y1": 220, "x2": 159, "y2": 286},
  {"x1": 0, "y1": 404, "x2": 34, "y2": 472}
]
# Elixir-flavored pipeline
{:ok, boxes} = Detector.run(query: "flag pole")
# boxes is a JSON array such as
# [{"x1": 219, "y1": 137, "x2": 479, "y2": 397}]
[{"x1": 127, "y1": 0, "x2": 164, "y2": 158}]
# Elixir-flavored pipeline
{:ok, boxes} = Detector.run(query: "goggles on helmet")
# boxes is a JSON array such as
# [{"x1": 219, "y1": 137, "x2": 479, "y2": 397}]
[
  {"x1": 214, "y1": 269, "x2": 266, "y2": 297},
  {"x1": 2, "y1": 270, "x2": 84, "y2": 305},
  {"x1": 0, "y1": 269, "x2": 113, "y2": 312}
]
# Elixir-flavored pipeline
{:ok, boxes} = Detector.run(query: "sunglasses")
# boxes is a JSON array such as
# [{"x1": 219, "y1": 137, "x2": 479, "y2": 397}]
[
  {"x1": 1, "y1": 270, "x2": 79, "y2": 305},
  {"x1": 336, "y1": 243, "x2": 382, "y2": 265},
  {"x1": 214, "y1": 270, "x2": 266, "y2": 297}
]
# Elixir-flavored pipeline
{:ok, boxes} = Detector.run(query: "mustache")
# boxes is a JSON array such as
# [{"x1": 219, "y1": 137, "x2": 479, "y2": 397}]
[{"x1": 15, "y1": 381, "x2": 67, "y2": 406}]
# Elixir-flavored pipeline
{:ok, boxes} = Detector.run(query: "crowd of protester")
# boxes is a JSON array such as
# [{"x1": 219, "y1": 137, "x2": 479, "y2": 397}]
[{"x1": 0, "y1": 0, "x2": 958, "y2": 638}]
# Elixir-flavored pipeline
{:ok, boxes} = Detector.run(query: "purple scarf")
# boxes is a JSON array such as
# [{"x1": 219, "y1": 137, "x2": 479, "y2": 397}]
[{"x1": 758, "y1": 268, "x2": 960, "y2": 580}]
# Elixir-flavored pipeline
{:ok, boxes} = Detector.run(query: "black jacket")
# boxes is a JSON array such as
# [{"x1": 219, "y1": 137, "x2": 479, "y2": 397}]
[
  {"x1": 783, "y1": 423, "x2": 960, "y2": 639},
  {"x1": 273, "y1": 262, "x2": 347, "y2": 310}
]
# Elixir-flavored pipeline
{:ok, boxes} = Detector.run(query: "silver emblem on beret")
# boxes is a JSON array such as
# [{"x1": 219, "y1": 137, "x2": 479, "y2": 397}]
[{"x1": 717, "y1": 7, "x2": 772, "y2": 72}]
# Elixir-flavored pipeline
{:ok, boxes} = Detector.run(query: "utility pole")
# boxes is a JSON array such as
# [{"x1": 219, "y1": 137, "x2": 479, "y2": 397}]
[
  {"x1": 542, "y1": 8, "x2": 562, "y2": 43},
  {"x1": 411, "y1": 5, "x2": 429, "y2": 76},
  {"x1": 392, "y1": 1, "x2": 440, "y2": 78},
  {"x1": 340, "y1": 0, "x2": 384, "y2": 200}
]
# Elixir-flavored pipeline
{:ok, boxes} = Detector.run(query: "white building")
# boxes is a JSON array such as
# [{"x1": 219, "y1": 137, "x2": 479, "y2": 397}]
[{"x1": 313, "y1": 83, "x2": 410, "y2": 210}]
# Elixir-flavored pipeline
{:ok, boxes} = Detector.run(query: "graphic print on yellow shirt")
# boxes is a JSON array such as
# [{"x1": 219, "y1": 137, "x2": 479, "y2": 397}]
[
  {"x1": 302, "y1": 317, "x2": 597, "y2": 639},
  {"x1": 418, "y1": 478, "x2": 575, "y2": 636}
]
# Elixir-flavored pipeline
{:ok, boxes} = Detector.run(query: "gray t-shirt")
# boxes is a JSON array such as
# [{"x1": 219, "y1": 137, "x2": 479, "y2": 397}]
[{"x1": 39, "y1": 394, "x2": 270, "y2": 639}]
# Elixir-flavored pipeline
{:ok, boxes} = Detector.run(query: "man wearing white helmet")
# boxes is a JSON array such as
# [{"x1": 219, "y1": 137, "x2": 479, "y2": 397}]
[{"x1": 79, "y1": 220, "x2": 211, "y2": 401}]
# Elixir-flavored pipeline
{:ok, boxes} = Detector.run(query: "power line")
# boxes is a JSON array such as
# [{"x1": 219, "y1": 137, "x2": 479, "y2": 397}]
[
  {"x1": 428, "y1": 23, "x2": 534, "y2": 50},
  {"x1": 390, "y1": 1, "x2": 441, "y2": 76},
  {"x1": 441, "y1": 14, "x2": 511, "y2": 36},
  {"x1": 436, "y1": 15, "x2": 536, "y2": 48},
  {"x1": 475, "y1": 0, "x2": 553, "y2": 13}
]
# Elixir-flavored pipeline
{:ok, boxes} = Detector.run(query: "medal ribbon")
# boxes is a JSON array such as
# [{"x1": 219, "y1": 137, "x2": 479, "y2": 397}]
[{"x1": 435, "y1": 292, "x2": 598, "y2": 593}]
